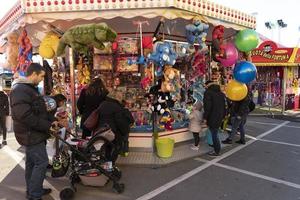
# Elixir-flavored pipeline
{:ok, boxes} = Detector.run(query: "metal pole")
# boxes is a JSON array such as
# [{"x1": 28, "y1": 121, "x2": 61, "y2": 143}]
[
  {"x1": 282, "y1": 66, "x2": 287, "y2": 113},
  {"x1": 69, "y1": 48, "x2": 77, "y2": 134}
]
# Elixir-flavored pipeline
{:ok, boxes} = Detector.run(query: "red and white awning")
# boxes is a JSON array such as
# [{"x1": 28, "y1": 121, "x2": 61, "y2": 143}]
[{"x1": 0, "y1": 0, "x2": 256, "y2": 35}]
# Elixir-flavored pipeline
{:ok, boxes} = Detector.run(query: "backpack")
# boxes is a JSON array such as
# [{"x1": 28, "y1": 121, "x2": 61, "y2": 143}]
[{"x1": 248, "y1": 100, "x2": 256, "y2": 112}]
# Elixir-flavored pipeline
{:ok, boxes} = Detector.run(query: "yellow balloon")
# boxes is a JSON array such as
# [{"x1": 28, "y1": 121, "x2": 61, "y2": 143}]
[{"x1": 225, "y1": 80, "x2": 248, "y2": 101}]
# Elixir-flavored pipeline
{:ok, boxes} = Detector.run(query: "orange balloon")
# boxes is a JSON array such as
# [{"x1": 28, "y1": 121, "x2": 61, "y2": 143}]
[{"x1": 225, "y1": 80, "x2": 248, "y2": 101}]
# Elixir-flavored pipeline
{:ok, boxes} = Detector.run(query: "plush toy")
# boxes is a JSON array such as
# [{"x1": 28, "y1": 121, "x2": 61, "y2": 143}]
[
  {"x1": 212, "y1": 25, "x2": 226, "y2": 62},
  {"x1": 39, "y1": 32, "x2": 60, "y2": 59},
  {"x1": 191, "y1": 77, "x2": 206, "y2": 103},
  {"x1": 5, "y1": 32, "x2": 19, "y2": 70},
  {"x1": 161, "y1": 65, "x2": 181, "y2": 101},
  {"x1": 140, "y1": 67, "x2": 153, "y2": 90},
  {"x1": 190, "y1": 49, "x2": 207, "y2": 81},
  {"x1": 56, "y1": 23, "x2": 117, "y2": 56},
  {"x1": 158, "y1": 109, "x2": 174, "y2": 130},
  {"x1": 77, "y1": 57, "x2": 91, "y2": 85},
  {"x1": 151, "y1": 92, "x2": 174, "y2": 115},
  {"x1": 185, "y1": 16, "x2": 209, "y2": 49},
  {"x1": 148, "y1": 41, "x2": 177, "y2": 68},
  {"x1": 17, "y1": 30, "x2": 32, "y2": 72}
]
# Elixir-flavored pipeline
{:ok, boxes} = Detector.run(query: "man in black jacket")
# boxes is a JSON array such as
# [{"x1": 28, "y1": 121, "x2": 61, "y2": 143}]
[
  {"x1": 0, "y1": 89, "x2": 9, "y2": 147},
  {"x1": 203, "y1": 81, "x2": 226, "y2": 156},
  {"x1": 10, "y1": 63, "x2": 57, "y2": 200},
  {"x1": 222, "y1": 91, "x2": 251, "y2": 145}
]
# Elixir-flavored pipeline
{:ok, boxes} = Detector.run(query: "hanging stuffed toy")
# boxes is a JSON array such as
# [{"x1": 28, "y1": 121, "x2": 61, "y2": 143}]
[
  {"x1": 148, "y1": 41, "x2": 177, "y2": 70},
  {"x1": 17, "y1": 29, "x2": 33, "y2": 73},
  {"x1": 185, "y1": 16, "x2": 209, "y2": 50},
  {"x1": 212, "y1": 25, "x2": 226, "y2": 62},
  {"x1": 5, "y1": 32, "x2": 19, "y2": 70},
  {"x1": 140, "y1": 67, "x2": 153, "y2": 90},
  {"x1": 39, "y1": 32, "x2": 60, "y2": 59},
  {"x1": 161, "y1": 65, "x2": 181, "y2": 101},
  {"x1": 190, "y1": 48, "x2": 207, "y2": 81},
  {"x1": 191, "y1": 77, "x2": 206, "y2": 103}
]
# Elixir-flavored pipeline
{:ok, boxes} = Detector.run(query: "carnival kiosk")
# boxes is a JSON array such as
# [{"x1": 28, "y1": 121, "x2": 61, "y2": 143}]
[{"x1": 0, "y1": 0, "x2": 256, "y2": 151}]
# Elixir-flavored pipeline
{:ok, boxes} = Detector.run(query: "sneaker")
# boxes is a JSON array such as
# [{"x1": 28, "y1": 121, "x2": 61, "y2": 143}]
[
  {"x1": 2, "y1": 140, "x2": 7, "y2": 145},
  {"x1": 222, "y1": 138, "x2": 232, "y2": 144},
  {"x1": 120, "y1": 152, "x2": 129, "y2": 157},
  {"x1": 190, "y1": 145, "x2": 199, "y2": 151},
  {"x1": 207, "y1": 151, "x2": 219, "y2": 157},
  {"x1": 235, "y1": 140, "x2": 246, "y2": 145}
]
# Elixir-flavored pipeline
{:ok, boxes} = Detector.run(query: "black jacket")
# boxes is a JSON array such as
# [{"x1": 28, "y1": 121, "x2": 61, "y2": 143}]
[
  {"x1": 203, "y1": 84, "x2": 226, "y2": 129},
  {"x1": 0, "y1": 91, "x2": 9, "y2": 116},
  {"x1": 230, "y1": 92, "x2": 251, "y2": 117},
  {"x1": 77, "y1": 88, "x2": 107, "y2": 128},
  {"x1": 10, "y1": 78, "x2": 54, "y2": 146},
  {"x1": 97, "y1": 97, "x2": 134, "y2": 141}
]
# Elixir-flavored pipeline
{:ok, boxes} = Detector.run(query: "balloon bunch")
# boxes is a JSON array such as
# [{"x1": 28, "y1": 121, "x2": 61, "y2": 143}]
[
  {"x1": 148, "y1": 41, "x2": 178, "y2": 76},
  {"x1": 185, "y1": 17, "x2": 209, "y2": 49},
  {"x1": 225, "y1": 29, "x2": 259, "y2": 101}
]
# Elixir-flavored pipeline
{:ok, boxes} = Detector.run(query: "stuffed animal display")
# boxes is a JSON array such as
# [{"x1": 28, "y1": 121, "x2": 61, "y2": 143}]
[
  {"x1": 190, "y1": 49, "x2": 207, "y2": 81},
  {"x1": 76, "y1": 57, "x2": 91, "y2": 85},
  {"x1": 158, "y1": 109, "x2": 174, "y2": 130},
  {"x1": 5, "y1": 32, "x2": 19, "y2": 70},
  {"x1": 212, "y1": 25, "x2": 226, "y2": 62},
  {"x1": 39, "y1": 32, "x2": 60, "y2": 59},
  {"x1": 17, "y1": 30, "x2": 32, "y2": 72},
  {"x1": 56, "y1": 23, "x2": 117, "y2": 56},
  {"x1": 141, "y1": 67, "x2": 153, "y2": 90}
]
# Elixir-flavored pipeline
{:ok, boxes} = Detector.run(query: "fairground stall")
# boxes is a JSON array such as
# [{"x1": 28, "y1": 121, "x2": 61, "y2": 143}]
[
  {"x1": 251, "y1": 40, "x2": 300, "y2": 112},
  {"x1": 0, "y1": 0, "x2": 256, "y2": 152}
]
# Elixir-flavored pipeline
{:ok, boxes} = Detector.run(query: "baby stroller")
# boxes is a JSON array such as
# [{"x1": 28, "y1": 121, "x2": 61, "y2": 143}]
[{"x1": 50, "y1": 125, "x2": 125, "y2": 200}]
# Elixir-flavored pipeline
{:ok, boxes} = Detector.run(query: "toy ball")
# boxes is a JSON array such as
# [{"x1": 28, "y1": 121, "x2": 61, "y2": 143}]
[
  {"x1": 235, "y1": 29, "x2": 259, "y2": 52},
  {"x1": 233, "y1": 61, "x2": 257, "y2": 84},
  {"x1": 218, "y1": 43, "x2": 238, "y2": 67},
  {"x1": 225, "y1": 80, "x2": 248, "y2": 101}
]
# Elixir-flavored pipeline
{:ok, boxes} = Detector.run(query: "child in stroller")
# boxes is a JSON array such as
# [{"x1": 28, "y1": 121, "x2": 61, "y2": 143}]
[{"x1": 51, "y1": 125, "x2": 124, "y2": 200}]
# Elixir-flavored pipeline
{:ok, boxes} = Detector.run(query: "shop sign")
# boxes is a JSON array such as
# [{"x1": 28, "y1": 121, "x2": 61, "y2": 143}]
[{"x1": 251, "y1": 41, "x2": 293, "y2": 63}]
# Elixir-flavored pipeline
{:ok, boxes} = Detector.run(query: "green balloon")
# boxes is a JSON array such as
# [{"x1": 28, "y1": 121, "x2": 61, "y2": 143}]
[{"x1": 235, "y1": 29, "x2": 259, "y2": 52}]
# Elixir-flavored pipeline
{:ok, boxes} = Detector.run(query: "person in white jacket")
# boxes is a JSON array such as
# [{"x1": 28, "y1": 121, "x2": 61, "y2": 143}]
[{"x1": 189, "y1": 102, "x2": 203, "y2": 150}]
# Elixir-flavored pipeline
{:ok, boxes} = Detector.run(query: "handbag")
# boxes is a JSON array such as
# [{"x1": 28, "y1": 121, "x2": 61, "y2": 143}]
[
  {"x1": 93, "y1": 125, "x2": 115, "y2": 142},
  {"x1": 83, "y1": 102, "x2": 104, "y2": 131}
]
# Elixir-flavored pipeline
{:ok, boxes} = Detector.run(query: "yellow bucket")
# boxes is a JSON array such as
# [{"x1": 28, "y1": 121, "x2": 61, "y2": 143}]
[{"x1": 155, "y1": 138, "x2": 175, "y2": 158}]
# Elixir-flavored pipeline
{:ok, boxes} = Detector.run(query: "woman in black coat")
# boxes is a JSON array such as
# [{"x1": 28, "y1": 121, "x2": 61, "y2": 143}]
[{"x1": 77, "y1": 78, "x2": 108, "y2": 139}]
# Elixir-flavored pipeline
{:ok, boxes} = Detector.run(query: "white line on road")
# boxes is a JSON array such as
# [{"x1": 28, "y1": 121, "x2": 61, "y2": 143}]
[
  {"x1": 247, "y1": 121, "x2": 278, "y2": 126},
  {"x1": 135, "y1": 121, "x2": 290, "y2": 200},
  {"x1": 214, "y1": 162, "x2": 300, "y2": 189},
  {"x1": 258, "y1": 138, "x2": 300, "y2": 148},
  {"x1": 1, "y1": 145, "x2": 60, "y2": 200}
]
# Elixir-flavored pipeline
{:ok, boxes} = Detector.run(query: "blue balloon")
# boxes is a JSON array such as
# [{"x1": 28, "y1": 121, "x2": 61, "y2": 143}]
[{"x1": 233, "y1": 61, "x2": 257, "y2": 84}]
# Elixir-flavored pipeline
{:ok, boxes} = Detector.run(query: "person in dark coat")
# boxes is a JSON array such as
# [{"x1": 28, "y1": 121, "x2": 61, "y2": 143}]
[
  {"x1": 222, "y1": 91, "x2": 251, "y2": 145},
  {"x1": 10, "y1": 63, "x2": 57, "y2": 200},
  {"x1": 203, "y1": 81, "x2": 226, "y2": 156},
  {"x1": 0, "y1": 89, "x2": 9, "y2": 147},
  {"x1": 97, "y1": 97, "x2": 134, "y2": 164},
  {"x1": 77, "y1": 77, "x2": 109, "y2": 139}
]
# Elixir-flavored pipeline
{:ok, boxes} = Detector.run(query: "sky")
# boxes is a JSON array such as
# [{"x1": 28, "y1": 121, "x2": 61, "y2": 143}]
[{"x1": 0, "y1": 0, "x2": 299, "y2": 47}]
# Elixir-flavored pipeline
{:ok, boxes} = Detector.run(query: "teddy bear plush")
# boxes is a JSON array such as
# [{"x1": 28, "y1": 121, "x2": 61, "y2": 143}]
[
  {"x1": 212, "y1": 25, "x2": 226, "y2": 62},
  {"x1": 161, "y1": 65, "x2": 181, "y2": 101},
  {"x1": 5, "y1": 32, "x2": 19, "y2": 70},
  {"x1": 56, "y1": 23, "x2": 117, "y2": 56},
  {"x1": 39, "y1": 32, "x2": 60, "y2": 59}
]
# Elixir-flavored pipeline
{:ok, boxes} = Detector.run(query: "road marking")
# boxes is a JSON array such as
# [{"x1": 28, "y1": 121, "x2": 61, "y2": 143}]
[
  {"x1": 258, "y1": 139, "x2": 300, "y2": 148},
  {"x1": 247, "y1": 121, "x2": 278, "y2": 126},
  {"x1": 1, "y1": 145, "x2": 60, "y2": 200},
  {"x1": 284, "y1": 125, "x2": 300, "y2": 129},
  {"x1": 214, "y1": 162, "x2": 300, "y2": 189},
  {"x1": 135, "y1": 121, "x2": 290, "y2": 200}
]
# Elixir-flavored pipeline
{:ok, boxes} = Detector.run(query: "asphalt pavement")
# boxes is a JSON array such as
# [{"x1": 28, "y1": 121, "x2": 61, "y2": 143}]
[{"x1": 1, "y1": 116, "x2": 300, "y2": 200}]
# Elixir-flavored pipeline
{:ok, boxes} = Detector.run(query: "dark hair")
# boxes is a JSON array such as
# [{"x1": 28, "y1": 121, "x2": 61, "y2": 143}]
[
  {"x1": 26, "y1": 63, "x2": 45, "y2": 77},
  {"x1": 52, "y1": 94, "x2": 67, "y2": 104},
  {"x1": 86, "y1": 78, "x2": 109, "y2": 96}
]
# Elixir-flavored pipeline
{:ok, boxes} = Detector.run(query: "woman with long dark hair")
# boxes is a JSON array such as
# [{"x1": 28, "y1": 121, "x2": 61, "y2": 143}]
[{"x1": 77, "y1": 77, "x2": 109, "y2": 139}]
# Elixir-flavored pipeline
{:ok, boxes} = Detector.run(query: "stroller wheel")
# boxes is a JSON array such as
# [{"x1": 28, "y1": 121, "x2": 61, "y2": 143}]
[
  {"x1": 112, "y1": 167, "x2": 122, "y2": 181},
  {"x1": 60, "y1": 187, "x2": 75, "y2": 200},
  {"x1": 113, "y1": 183, "x2": 125, "y2": 194}
]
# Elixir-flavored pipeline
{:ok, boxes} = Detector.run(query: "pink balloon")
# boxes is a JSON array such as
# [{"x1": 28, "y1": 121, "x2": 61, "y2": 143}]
[{"x1": 219, "y1": 43, "x2": 238, "y2": 67}]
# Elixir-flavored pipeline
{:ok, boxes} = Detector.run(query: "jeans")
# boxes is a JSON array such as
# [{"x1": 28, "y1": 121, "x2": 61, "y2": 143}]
[
  {"x1": 25, "y1": 141, "x2": 49, "y2": 199},
  {"x1": 209, "y1": 128, "x2": 221, "y2": 154},
  {"x1": 0, "y1": 115, "x2": 7, "y2": 141},
  {"x1": 229, "y1": 115, "x2": 247, "y2": 142}
]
